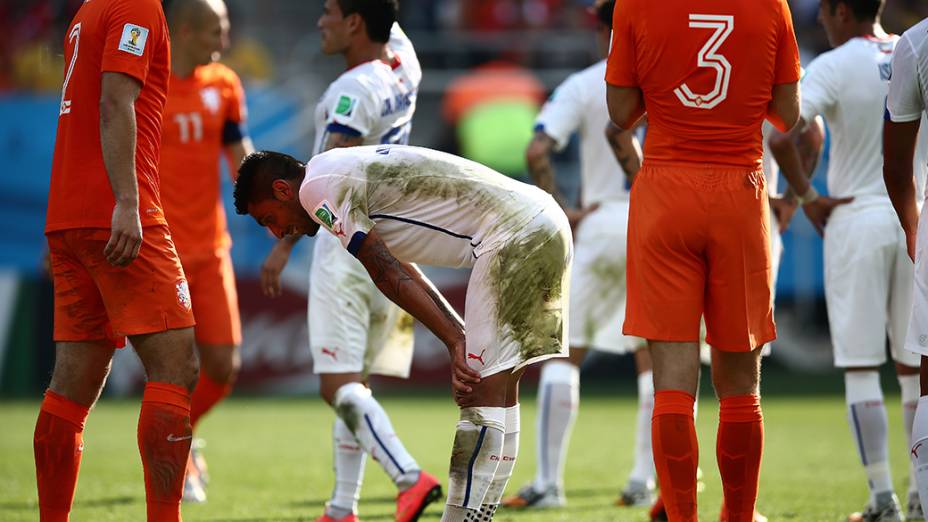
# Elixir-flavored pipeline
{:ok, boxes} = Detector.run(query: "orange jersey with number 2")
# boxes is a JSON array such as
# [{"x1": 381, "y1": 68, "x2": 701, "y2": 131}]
[{"x1": 606, "y1": 0, "x2": 801, "y2": 169}]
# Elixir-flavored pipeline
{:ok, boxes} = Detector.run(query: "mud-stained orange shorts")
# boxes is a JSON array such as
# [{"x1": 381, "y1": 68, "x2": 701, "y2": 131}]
[
  {"x1": 623, "y1": 163, "x2": 776, "y2": 352},
  {"x1": 179, "y1": 248, "x2": 242, "y2": 347},
  {"x1": 47, "y1": 225, "x2": 196, "y2": 347}
]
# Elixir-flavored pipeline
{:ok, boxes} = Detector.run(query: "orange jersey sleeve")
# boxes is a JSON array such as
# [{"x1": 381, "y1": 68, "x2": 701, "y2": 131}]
[
  {"x1": 46, "y1": 0, "x2": 170, "y2": 233},
  {"x1": 605, "y1": 0, "x2": 801, "y2": 169},
  {"x1": 160, "y1": 63, "x2": 249, "y2": 257}
]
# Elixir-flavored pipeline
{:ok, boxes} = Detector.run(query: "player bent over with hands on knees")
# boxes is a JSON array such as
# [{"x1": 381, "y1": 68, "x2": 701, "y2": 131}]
[
  {"x1": 883, "y1": 14, "x2": 928, "y2": 522},
  {"x1": 256, "y1": 1, "x2": 438, "y2": 520},
  {"x1": 233, "y1": 145, "x2": 572, "y2": 522}
]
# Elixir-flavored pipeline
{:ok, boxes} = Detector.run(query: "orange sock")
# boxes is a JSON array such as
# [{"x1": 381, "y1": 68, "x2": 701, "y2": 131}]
[
  {"x1": 652, "y1": 390, "x2": 698, "y2": 522},
  {"x1": 139, "y1": 382, "x2": 192, "y2": 522},
  {"x1": 189, "y1": 372, "x2": 233, "y2": 429},
  {"x1": 717, "y1": 394, "x2": 764, "y2": 522},
  {"x1": 34, "y1": 390, "x2": 90, "y2": 522}
]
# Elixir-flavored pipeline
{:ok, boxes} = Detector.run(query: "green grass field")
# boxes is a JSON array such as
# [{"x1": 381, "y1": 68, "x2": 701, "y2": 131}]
[{"x1": 0, "y1": 392, "x2": 916, "y2": 521}]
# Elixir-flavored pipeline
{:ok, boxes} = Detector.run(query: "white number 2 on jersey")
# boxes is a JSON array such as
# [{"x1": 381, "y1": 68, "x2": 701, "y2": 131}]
[
  {"x1": 674, "y1": 14, "x2": 734, "y2": 110},
  {"x1": 59, "y1": 23, "x2": 81, "y2": 116}
]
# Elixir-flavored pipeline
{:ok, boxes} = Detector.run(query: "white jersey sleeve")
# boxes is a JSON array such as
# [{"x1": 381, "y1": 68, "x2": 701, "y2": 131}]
[
  {"x1": 534, "y1": 73, "x2": 584, "y2": 151},
  {"x1": 888, "y1": 35, "x2": 925, "y2": 123},
  {"x1": 321, "y1": 77, "x2": 380, "y2": 138},
  {"x1": 800, "y1": 54, "x2": 838, "y2": 121},
  {"x1": 300, "y1": 168, "x2": 375, "y2": 255},
  {"x1": 388, "y1": 23, "x2": 421, "y2": 87}
]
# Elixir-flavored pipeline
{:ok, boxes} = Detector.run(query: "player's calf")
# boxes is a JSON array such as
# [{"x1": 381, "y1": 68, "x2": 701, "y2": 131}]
[{"x1": 442, "y1": 407, "x2": 506, "y2": 521}]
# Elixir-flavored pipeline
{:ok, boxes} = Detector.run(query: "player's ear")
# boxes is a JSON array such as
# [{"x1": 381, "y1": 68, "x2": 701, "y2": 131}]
[
  {"x1": 271, "y1": 179, "x2": 294, "y2": 201},
  {"x1": 346, "y1": 12, "x2": 364, "y2": 37}
]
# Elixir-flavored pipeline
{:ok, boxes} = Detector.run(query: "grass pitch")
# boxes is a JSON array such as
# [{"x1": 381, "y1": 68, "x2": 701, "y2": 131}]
[{"x1": 0, "y1": 391, "x2": 914, "y2": 521}]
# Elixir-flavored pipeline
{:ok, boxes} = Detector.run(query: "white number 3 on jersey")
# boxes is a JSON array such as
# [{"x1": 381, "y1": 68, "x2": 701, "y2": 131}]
[{"x1": 674, "y1": 14, "x2": 734, "y2": 110}]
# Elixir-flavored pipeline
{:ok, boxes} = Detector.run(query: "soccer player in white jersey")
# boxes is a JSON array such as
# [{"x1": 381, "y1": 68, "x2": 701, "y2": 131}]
[
  {"x1": 500, "y1": 0, "x2": 652, "y2": 509},
  {"x1": 234, "y1": 145, "x2": 573, "y2": 522},
  {"x1": 883, "y1": 15, "x2": 928, "y2": 520},
  {"x1": 772, "y1": 1, "x2": 928, "y2": 520},
  {"x1": 257, "y1": 2, "x2": 439, "y2": 522}
]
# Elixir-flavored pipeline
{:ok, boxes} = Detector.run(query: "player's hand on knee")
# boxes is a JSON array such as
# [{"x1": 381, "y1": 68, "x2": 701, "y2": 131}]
[
  {"x1": 448, "y1": 340, "x2": 481, "y2": 398},
  {"x1": 801, "y1": 195, "x2": 853, "y2": 236},
  {"x1": 260, "y1": 240, "x2": 292, "y2": 297},
  {"x1": 768, "y1": 195, "x2": 797, "y2": 232},
  {"x1": 105, "y1": 202, "x2": 142, "y2": 267}
]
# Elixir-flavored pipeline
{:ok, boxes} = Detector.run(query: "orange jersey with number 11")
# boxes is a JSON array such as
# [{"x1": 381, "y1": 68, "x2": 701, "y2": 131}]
[
  {"x1": 159, "y1": 63, "x2": 247, "y2": 257},
  {"x1": 606, "y1": 0, "x2": 801, "y2": 169}
]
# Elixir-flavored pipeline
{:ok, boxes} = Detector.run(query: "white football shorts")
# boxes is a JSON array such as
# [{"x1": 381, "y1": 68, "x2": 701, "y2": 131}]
[
  {"x1": 906, "y1": 203, "x2": 928, "y2": 358},
  {"x1": 824, "y1": 199, "x2": 917, "y2": 368},
  {"x1": 464, "y1": 201, "x2": 573, "y2": 377},
  {"x1": 308, "y1": 233, "x2": 414, "y2": 377}
]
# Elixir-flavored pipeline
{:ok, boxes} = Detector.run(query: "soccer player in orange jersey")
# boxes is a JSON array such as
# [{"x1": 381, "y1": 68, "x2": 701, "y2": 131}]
[
  {"x1": 159, "y1": 0, "x2": 254, "y2": 502},
  {"x1": 605, "y1": 0, "x2": 811, "y2": 520},
  {"x1": 38, "y1": 1, "x2": 198, "y2": 521}
]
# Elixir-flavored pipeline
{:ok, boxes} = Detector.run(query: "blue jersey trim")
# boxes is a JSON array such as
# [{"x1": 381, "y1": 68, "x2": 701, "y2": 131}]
[
  {"x1": 369, "y1": 214, "x2": 474, "y2": 241},
  {"x1": 326, "y1": 122, "x2": 363, "y2": 137},
  {"x1": 347, "y1": 231, "x2": 368, "y2": 257}
]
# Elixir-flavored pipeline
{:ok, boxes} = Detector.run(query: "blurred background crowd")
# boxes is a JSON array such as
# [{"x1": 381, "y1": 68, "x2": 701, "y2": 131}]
[{"x1": 1, "y1": 0, "x2": 927, "y2": 396}]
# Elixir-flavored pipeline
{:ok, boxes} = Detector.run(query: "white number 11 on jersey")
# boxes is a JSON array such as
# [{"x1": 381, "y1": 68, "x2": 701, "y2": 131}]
[{"x1": 674, "y1": 14, "x2": 734, "y2": 110}]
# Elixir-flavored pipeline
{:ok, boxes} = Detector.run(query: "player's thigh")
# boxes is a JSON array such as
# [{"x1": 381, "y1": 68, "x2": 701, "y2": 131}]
[
  {"x1": 824, "y1": 215, "x2": 896, "y2": 367},
  {"x1": 309, "y1": 239, "x2": 373, "y2": 375},
  {"x1": 569, "y1": 208, "x2": 631, "y2": 353},
  {"x1": 47, "y1": 230, "x2": 117, "y2": 346},
  {"x1": 365, "y1": 291, "x2": 415, "y2": 379},
  {"x1": 132, "y1": 327, "x2": 197, "y2": 389},
  {"x1": 87, "y1": 225, "x2": 196, "y2": 341},
  {"x1": 710, "y1": 345, "x2": 762, "y2": 398},
  {"x1": 464, "y1": 207, "x2": 571, "y2": 378},
  {"x1": 888, "y1": 232, "x2": 920, "y2": 367},
  {"x1": 624, "y1": 166, "x2": 706, "y2": 343},
  {"x1": 907, "y1": 207, "x2": 928, "y2": 357},
  {"x1": 703, "y1": 174, "x2": 774, "y2": 352},
  {"x1": 186, "y1": 249, "x2": 242, "y2": 349},
  {"x1": 48, "y1": 341, "x2": 116, "y2": 407}
]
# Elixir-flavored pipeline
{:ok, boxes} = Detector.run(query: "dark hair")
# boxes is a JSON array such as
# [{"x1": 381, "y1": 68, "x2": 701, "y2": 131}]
[
  {"x1": 233, "y1": 151, "x2": 305, "y2": 215},
  {"x1": 595, "y1": 1, "x2": 615, "y2": 28},
  {"x1": 825, "y1": 0, "x2": 884, "y2": 21},
  {"x1": 337, "y1": 0, "x2": 398, "y2": 43}
]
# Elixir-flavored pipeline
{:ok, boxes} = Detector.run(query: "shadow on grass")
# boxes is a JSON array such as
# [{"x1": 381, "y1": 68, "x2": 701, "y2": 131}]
[{"x1": 0, "y1": 495, "x2": 138, "y2": 511}]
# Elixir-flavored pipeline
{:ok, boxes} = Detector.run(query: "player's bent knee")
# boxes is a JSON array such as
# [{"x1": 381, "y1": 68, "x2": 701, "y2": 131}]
[
  {"x1": 49, "y1": 341, "x2": 116, "y2": 407},
  {"x1": 322, "y1": 374, "x2": 365, "y2": 407}
]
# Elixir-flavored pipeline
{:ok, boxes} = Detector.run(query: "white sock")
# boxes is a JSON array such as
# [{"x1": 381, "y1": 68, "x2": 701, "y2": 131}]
[
  {"x1": 333, "y1": 383, "x2": 419, "y2": 488},
  {"x1": 328, "y1": 417, "x2": 366, "y2": 516},
  {"x1": 901, "y1": 374, "x2": 920, "y2": 495},
  {"x1": 845, "y1": 371, "x2": 894, "y2": 500},
  {"x1": 911, "y1": 396, "x2": 928, "y2": 514},
  {"x1": 444, "y1": 406, "x2": 505, "y2": 517},
  {"x1": 628, "y1": 370, "x2": 655, "y2": 487},
  {"x1": 533, "y1": 361, "x2": 579, "y2": 492},
  {"x1": 484, "y1": 404, "x2": 520, "y2": 507}
]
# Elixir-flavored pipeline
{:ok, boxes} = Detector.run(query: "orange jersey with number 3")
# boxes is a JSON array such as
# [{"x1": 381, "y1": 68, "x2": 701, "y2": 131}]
[
  {"x1": 159, "y1": 63, "x2": 247, "y2": 256},
  {"x1": 46, "y1": 0, "x2": 170, "y2": 233},
  {"x1": 606, "y1": 0, "x2": 801, "y2": 169}
]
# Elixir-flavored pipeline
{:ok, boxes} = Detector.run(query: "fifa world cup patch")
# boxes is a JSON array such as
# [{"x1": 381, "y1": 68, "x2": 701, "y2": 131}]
[
  {"x1": 334, "y1": 94, "x2": 358, "y2": 117},
  {"x1": 118, "y1": 23, "x2": 149, "y2": 56},
  {"x1": 313, "y1": 200, "x2": 342, "y2": 233},
  {"x1": 176, "y1": 280, "x2": 192, "y2": 311}
]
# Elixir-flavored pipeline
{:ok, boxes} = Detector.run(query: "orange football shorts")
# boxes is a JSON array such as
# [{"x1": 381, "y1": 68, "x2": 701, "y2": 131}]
[
  {"x1": 623, "y1": 162, "x2": 776, "y2": 352},
  {"x1": 47, "y1": 225, "x2": 196, "y2": 348},
  {"x1": 179, "y1": 248, "x2": 242, "y2": 347}
]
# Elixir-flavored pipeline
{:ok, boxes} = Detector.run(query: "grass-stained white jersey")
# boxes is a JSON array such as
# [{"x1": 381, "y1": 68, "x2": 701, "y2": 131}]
[
  {"x1": 886, "y1": 17, "x2": 928, "y2": 200},
  {"x1": 802, "y1": 35, "x2": 926, "y2": 200},
  {"x1": 533, "y1": 60, "x2": 628, "y2": 206},
  {"x1": 312, "y1": 23, "x2": 421, "y2": 154},
  {"x1": 300, "y1": 145, "x2": 553, "y2": 269}
]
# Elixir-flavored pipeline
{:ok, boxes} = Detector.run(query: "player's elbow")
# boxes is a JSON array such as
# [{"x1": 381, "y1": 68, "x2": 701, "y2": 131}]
[
  {"x1": 769, "y1": 82, "x2": 801, "y2": 132},
  {"x1": 767, "y1": 128, "x2": 792, "y2": 154}
]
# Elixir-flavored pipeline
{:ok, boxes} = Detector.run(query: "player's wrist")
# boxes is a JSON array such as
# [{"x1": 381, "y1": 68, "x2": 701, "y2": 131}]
[{"x1": 797, "y1": 185, "x2": 819, "y2": 206}]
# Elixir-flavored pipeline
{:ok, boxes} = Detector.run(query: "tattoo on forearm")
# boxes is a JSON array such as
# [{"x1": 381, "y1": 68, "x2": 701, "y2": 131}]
[{"x1": 364, "y1": 239, "x2": 413, "y2": 297}]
